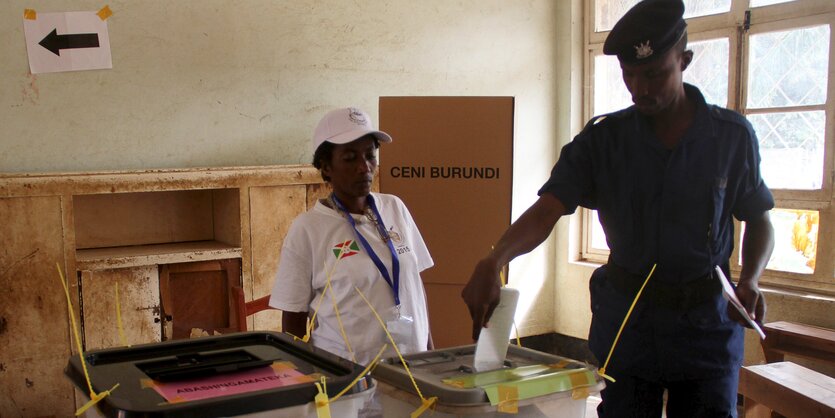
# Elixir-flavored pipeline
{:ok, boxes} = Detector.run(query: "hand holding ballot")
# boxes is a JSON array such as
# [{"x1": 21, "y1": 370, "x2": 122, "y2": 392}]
[
  {"x1": 715, "y1": 266, "x2": 766, "y2": 340},
  {"x1": 462, "y1": 257, "x2": 505, "y2": 341}
]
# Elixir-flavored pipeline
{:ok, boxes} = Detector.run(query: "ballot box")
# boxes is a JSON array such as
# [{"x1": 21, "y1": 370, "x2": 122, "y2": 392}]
[
  {"x1": 372, "y1": 344, "x2": 604, "y2": 417},
  {"x1": 65, "y1": 331, "x2": 375, "y2": 417}
]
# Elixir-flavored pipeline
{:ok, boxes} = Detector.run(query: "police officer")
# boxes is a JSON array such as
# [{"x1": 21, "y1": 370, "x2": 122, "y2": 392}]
[{"x1": 462, "y1": 0, "x2": 775, "y2": 416}]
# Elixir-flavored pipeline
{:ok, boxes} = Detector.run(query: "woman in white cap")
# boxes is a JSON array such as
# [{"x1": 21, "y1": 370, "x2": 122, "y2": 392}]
[{"x1": 269, "y1": 107, "x2": 434, "y2": 366}]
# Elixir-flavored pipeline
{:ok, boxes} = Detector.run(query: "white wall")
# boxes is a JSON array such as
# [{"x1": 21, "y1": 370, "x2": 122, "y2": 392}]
[
  {"x1": 1, "y1": 0, "x2": 562, "y2": 335},
  {"x1": 1, "y1": 0, "x2": 558, "y2": 173}
]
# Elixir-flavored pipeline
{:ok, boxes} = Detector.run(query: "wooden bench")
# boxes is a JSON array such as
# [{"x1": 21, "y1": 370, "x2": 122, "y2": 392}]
[
  {"x1": 762, "y1": 321, "x2": 835, "y2": 364},
  {"x1": 738, "y1": 361, "x2": 835, "y2": 418}
]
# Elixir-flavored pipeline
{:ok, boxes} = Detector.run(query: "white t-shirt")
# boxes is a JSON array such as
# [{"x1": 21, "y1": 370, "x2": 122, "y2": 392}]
[{"x1": 269, "y1": 192, "x2": 433, "y2": 365}]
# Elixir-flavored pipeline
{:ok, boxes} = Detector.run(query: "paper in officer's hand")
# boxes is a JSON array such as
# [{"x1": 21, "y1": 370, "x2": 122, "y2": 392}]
[
  {"x1": 714, "y1": 266, "x2": 766, "y2": 340},
  {"x1": 473, "y1": 287, "x2": 520, "y2": 372}
]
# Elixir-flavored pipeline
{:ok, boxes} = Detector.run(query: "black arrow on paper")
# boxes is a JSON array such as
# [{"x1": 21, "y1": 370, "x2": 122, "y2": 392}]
[{"x1": 39, "y1": 29, "x2": 100, "y2": 56}]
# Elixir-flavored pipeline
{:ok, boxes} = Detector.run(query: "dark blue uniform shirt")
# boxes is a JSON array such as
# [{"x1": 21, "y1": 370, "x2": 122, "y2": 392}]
[{"x1": 539, "y1": 84, "x2": 774, "y2": 380}]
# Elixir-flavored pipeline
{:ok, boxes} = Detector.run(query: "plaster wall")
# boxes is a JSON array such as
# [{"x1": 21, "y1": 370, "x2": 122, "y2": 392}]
[
  {"x1": 1, "y1": 0, "x2": 560, "y2": 336},
  {"x1": 1, "y1": 0, "x2": 557, "y2": 175}
]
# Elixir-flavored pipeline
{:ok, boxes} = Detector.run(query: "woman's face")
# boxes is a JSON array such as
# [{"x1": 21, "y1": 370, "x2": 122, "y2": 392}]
[{"x1": 322, "y1": 135, "x2": 379, "y2": 200}]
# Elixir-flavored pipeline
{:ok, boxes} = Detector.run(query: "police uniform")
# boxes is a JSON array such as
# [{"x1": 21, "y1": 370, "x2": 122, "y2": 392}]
[{"x1": 539, "y1": 0, "x2": 774, "y2": 416}]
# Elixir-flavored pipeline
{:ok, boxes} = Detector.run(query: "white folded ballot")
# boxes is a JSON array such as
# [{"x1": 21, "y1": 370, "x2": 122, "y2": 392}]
[
  {"x1": 473, "y1": 287, "x2": 520, "y2": 372},
  {"x1": 714, "y1": 266, "x2": 766, "y2": 340}
]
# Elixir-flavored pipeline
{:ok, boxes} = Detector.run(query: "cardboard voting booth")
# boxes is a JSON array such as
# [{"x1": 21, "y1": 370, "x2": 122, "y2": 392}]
[{"x1": 380, "y1": 97, "x2": 514, "y2": 348}]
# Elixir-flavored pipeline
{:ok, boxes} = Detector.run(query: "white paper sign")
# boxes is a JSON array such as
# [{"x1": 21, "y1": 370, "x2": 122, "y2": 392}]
[{"x1": 23, "y1": 11, "x2": 112, "y2": 74}]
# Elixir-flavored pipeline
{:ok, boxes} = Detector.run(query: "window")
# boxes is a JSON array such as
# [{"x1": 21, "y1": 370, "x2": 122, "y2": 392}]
[{"x1": 584, "y1": 0, "x2": 835, "y2": 294}]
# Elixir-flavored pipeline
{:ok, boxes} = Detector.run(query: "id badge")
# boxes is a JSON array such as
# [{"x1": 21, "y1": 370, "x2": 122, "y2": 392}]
[{"x1": 385, "y1": 305, "x2": 416, "y2": 353}]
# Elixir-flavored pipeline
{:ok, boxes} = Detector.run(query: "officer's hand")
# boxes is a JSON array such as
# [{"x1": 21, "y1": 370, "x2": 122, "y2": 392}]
[
  {"x1": 461, "y1": 258, "x2": 503, "y2": 341},
  {"x1": 730, "y1": 280, "x2": 766, "y2": 328}
]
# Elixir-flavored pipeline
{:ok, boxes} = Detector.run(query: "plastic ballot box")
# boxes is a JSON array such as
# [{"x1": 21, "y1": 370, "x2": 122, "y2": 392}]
[
  {"x1": 65, "y1": 331, "x2": 375, "y2": 417},
  {"x1": 372, "y1": 344, "x2": 604, "y2": 417}
]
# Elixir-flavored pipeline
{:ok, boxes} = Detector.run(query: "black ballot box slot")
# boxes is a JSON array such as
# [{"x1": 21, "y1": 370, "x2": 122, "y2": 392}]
[
  {"x1": 137, "y1": 350, "x2": 273, "y2": 382},
  {"x1": 82, "y1": 331, "x2": 351, "y2": 377}
]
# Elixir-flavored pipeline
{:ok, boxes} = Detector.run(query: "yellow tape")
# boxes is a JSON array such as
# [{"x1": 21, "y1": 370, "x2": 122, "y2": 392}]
[
  {"x1": 57, "y1": 264, "x2": 94, "y2": 395},
  {"x1": 410, "y1": 396, "x2": 438, "y2": 418},
  {"x1": 353, "y1": 286, "x2": 439, "y2": 418},
  {"x1": 354, "y1": 287, "x2": 427, "y2": 401},
  {"x1": 444, "y1": 380, "x2": 466, "y2": 388},
  {"x1": 572, "y1": 386, "x2": 590, "y2": 400},
  {"x1": 497, "y1": 385, "x2": 519, "y2": 414},
  {"x1": 328, "y1": 274, "x2": 355, "y2": 363},
  {"x1": 568, "y1": 369, "x2": 589, "y2": 387},
  {"x1": 302, "y1": 244, "x2": 348, "y2": 343},
  {"x1": 314, "y1": 376, "x2": 331, "y2": 418},
  {"x1": 512, "y1": 319, "x2": 522, "y2": 347},
  {"x1": 598, "y1": 371, "x2": 615, "y2": 383},
  {"x1": 597, "y1": 263, "x2": 656, "y2": 384},
  {"x1": 139, "y1": 378, "x2": 157, "y2": 389},
  {"x1": 76, "y1": 383, "x2": 120, "y2": 415},
  {"x1": 57, "y1": 263, "x2": 118, "y2": 415},
  {"x1": 548, "y1": 360, "x2": 569, "y2": 369},
  {"x1": 271, "y1": 361, "x2": 297, "y2": 371},
  {"x1": 304, "y1": 281, "x2": 328, "y2": 342},
  {"x1": 295, "y1": 374, "x2": 317, "y2": 384},
  {"x1": 97, "y1": 5, "x2": 113, "y2": 20},
  {"x1": 23, "y1": 9, "x2": 37, "y2": 20},
  {"x1": 329, "y1": 345, "x2": 386, "y2": 403}
]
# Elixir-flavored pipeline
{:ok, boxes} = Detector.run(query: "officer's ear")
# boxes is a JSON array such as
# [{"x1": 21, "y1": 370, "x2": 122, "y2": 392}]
[{"x1": 681, "y1": 49, "x2": 694, "y2": 71}]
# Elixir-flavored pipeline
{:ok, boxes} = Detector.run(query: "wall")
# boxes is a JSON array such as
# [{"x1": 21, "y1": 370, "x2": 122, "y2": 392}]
[
  {"x1": 1, "y1": 0, "x2": 557, "y2": 174},
  {"x1": 1, "y1": 0, "x2": 560, "y2": 339}
]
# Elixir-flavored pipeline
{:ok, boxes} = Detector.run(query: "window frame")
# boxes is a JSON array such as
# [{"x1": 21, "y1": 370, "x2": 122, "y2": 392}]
[{"x1": 581, "y1": 0, "x2": 835, "y2": 295}]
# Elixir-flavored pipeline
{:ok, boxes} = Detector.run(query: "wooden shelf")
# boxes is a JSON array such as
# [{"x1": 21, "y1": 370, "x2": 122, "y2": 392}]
[
  {"x1": 76, "y1": 240, "x2": 242, "y2": 271},
  {"x1": 0, "y1": 164, "x2": 322, "y2": 197}
]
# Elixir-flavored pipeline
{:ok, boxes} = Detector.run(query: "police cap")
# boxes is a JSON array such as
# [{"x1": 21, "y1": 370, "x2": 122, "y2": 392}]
[{"x1": 603, "y1": 0, "x2": 687, "y2": 64}]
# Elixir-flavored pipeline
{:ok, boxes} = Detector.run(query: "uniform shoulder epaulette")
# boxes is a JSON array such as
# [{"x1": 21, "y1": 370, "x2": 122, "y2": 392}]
[
  {"x1": 580, "y1": 109, "x2": 629, "y2": 133},
  {"x1": 708, "y1": 105, "x2": 749, "y2": 127}
]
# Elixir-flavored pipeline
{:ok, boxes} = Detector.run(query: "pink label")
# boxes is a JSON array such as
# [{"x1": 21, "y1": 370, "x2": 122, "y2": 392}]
[{"x1": 150, "y1": 362, "x2": 317, "y2": 403}]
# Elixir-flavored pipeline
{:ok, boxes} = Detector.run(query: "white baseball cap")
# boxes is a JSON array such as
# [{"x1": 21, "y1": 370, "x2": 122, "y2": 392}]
[{"x1": 312, "y1": 107, "x2": 393, "y2": 151}]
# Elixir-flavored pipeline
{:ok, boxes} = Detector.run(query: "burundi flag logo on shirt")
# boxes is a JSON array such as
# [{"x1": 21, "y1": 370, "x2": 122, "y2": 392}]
[{"x1": 332, "y1": 239, "x2": 360, "y2": 259}]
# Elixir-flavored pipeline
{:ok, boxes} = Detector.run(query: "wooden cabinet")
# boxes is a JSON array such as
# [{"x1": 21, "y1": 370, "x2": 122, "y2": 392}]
[
  {"x1": 159, "y1": 259, "x2": 242, "y2": 339},
  {"x1": 80, "y1": 266, "x2": 161, "y2": 350},
  {"x1": 0, "y1": 196, "x2": 75, "y2": 416},
  {"x1": 73, "y1": 188, "x2": 242, "y2": 270},
  {"x1": 0, "y1": 165, "x2": 327, "y2": 417}
]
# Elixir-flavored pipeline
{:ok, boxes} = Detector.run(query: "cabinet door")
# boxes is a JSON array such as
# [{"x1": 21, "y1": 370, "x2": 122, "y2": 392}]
[
  {"x1": 159, "y1": 259, "x2": 242, "y2": 339},
  {"x1": 80, "y1": 266, "x2": 162, "y2": 350},
  {"x1": 0, "y1": 196, "x2": 74, "y2": 416}
]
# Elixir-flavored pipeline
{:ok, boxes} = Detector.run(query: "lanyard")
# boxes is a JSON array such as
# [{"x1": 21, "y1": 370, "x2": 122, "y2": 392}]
[{"x1": 331, "y1": 193, "x2": 401, "y2": 306}]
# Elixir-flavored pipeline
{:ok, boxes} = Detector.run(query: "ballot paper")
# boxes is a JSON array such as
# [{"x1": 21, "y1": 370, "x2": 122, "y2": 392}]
[
  {"x1": 714, "y1": 266, "x2": 766, "y2": 340},
  {"x1": 474, "y1": 287, "x2": 520, "y2": 372}
]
